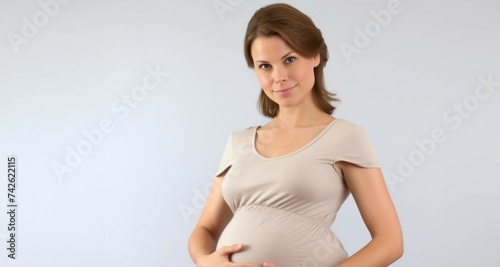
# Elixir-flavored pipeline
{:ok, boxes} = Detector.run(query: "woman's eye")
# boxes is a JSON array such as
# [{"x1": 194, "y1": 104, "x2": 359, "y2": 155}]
[
  {"x1": 285, "y1": 57, "x2": 296, "y2": 64},
  {"x1": 259, "y1": 64, "x2": 271, "y2": 70}
]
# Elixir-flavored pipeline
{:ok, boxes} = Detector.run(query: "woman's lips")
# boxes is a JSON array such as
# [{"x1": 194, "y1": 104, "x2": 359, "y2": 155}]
[{"x1": 274, "y1": 85, "x2": 295, "y2": 96}]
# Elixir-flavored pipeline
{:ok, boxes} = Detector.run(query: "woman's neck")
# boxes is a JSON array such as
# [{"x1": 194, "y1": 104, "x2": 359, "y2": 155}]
[{"x1": 271, "y1": 98, "x2": 333, "y2": 129}]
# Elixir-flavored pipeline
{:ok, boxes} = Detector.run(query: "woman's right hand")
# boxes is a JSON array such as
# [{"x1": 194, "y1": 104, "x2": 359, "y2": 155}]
[{"x1": 196, "y1": 243, "x2": 260, "y2": 267}]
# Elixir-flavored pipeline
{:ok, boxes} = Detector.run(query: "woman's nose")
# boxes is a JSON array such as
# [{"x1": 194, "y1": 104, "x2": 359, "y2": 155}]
[{"x1": 273, "y1": 66, "x2": 287, "y2": 84}]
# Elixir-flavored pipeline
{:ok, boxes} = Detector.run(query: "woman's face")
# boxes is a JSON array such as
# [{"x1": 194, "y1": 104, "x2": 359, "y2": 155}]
[{"x1": 251, "y1": 35, "x2": 320, "y2": 109}]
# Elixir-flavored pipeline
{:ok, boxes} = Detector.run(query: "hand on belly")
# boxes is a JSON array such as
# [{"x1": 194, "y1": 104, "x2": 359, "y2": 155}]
[{"x1": 229, "y1": 242, "x2": 279, "y2": 265}]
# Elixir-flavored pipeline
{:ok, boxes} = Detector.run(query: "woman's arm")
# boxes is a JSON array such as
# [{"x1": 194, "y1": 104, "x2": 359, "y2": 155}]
[
  {"x1": 188, "y1": 174, "x2": 260, "y2": 267},
  {"x1": 188, "y1": 175, "x2": 230, "y2": 262},
  {"x1": 336, "y1": 162, "x2": 404, "y2": 267}
]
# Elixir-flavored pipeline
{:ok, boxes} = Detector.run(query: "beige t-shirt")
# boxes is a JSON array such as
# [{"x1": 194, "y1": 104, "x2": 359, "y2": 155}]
[{"x1": 215, "y1": 118, "x2": 380, "y2": 266}]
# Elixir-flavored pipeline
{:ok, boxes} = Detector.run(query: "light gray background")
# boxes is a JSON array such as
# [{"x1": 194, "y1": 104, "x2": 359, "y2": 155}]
[{"x1": 0, "y1": 0, "x2": 499, "y2": 266}]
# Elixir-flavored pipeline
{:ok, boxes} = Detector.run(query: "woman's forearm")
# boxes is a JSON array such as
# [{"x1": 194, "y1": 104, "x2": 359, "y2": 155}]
[
  {"x1": 336, "y1": 237, "x2": 404, "y2": 267},
  {"x1": 188, "y1": 226, "x2": 218, "y2": 265}
]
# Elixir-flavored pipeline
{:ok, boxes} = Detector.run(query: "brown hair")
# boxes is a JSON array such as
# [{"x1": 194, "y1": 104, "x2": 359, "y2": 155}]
[{"x1": 244, "y1": 3, "x2": 339, "y2": 118}]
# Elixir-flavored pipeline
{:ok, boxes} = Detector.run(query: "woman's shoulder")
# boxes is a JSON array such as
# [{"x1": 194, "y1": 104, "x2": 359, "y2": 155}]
[
  {"x1": 232, "y1": 125, "x2": 258, "y2": 135},
  {"x1": 323, "y1": 118, "x2": 374, "y2": 143},
  {"x1": 332, "y1": 117, "x2": 368, "y2": 131},
  {"x1": 223, "y1": 125, "x2": 257, "y2": 144}
]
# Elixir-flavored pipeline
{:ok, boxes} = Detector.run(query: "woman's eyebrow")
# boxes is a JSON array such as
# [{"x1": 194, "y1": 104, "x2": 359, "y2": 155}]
[
  {"x1": 280, "y1": 51, "x2": 295, "y2": 59},
  {"x1": 255, "y1": 51, "x2": 295, "y2": 63}
]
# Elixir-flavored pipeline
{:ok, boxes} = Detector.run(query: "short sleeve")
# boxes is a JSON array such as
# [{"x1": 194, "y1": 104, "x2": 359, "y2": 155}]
[
  {"x1": 335, "y1": 125, "x2": 380, "y2": 168},
  {"x1": 215, "y1": 134, "x2": 233, "y2": 177}
]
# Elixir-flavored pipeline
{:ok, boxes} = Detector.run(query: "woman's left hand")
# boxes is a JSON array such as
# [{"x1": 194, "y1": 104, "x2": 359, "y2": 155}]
[{"x1": 263, "y1": 262, "x2": 279, "y2": 267}]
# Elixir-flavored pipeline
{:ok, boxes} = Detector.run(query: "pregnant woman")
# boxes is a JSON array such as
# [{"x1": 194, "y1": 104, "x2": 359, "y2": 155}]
[{"x1": 188, "y1": 3, "x2": 403, "y2": 267}]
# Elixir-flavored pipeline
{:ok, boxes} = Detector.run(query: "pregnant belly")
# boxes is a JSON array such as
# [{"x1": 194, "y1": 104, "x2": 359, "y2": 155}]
[{"x1": 216, "y1": 205, "x2": 348, "y2": 266}]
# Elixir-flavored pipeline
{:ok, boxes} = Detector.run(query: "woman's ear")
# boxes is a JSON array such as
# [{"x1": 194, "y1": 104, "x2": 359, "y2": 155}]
[{"x1": 313, "y1": 53, "x2": 321, "y2": 68}]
